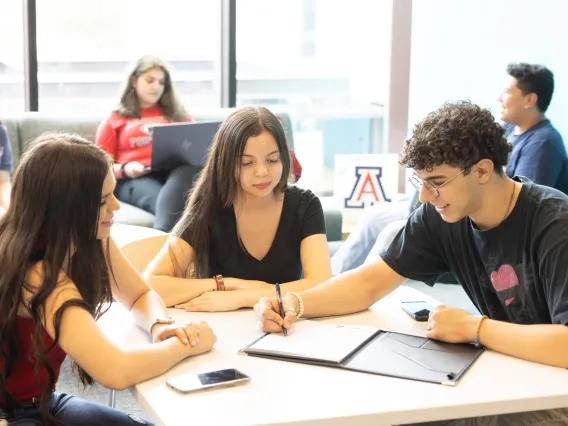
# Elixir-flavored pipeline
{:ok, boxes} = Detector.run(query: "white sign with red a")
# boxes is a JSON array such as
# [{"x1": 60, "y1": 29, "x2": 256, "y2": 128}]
[{"x1": 333, "y1": 154, "x2": 399, "y2": 228}]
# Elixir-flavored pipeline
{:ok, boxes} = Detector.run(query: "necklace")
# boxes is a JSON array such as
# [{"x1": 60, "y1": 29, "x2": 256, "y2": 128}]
[{"x1": 500, "y1": 180, "x2": 517, "y2": 226}]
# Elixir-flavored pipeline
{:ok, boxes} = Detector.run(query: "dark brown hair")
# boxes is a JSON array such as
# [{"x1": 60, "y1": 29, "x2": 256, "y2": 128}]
[
  {"x1": 0, "y1": 133, "x2": 113, "y2": 425},
  {"x1": 171, "y1": 106, "x2": 291, "y2": 278},
  {"x1": 114, "y1": 55, "x2": 190, "y2": 122},
  {"x1": 400, "y1": 100, "x2": 511, "y2": 175}
]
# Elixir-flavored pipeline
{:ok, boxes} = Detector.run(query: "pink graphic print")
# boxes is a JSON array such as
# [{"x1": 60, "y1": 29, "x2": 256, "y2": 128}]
[{"x1": 490, "y1": 264, "x2": 518, "y2": 306}]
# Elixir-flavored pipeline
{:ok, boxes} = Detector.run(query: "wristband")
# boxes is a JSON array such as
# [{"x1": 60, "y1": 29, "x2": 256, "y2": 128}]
[
  {"x1": 119, "y1": 162, "x2": 130, "y2": 179},
  {"x1": 474, "y1": 315, "x2": 488, "y2": 348},
  {"x1": 148, "y1": 316, "x2": 174, "y2": 335},
  {"x1": 214, "y1": 274, "x2": 225, "y2": 291}
]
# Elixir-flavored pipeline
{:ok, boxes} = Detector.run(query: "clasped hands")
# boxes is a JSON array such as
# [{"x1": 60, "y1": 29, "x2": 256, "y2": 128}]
[
  {"x1": 174, "y1": 278, "x2": 271, "y2": 312},
  {"x1": 151, "y1": 319, "x2": 216, "y2": 352}
]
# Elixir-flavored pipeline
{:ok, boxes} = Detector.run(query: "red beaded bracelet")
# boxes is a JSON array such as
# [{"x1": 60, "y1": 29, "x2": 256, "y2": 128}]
[
  {"x1": 215, "y1": 275, "x2": 225, "y2": 291},
  {"x1": 213, "y1": 275, "x2": 220, "y2": 291}
]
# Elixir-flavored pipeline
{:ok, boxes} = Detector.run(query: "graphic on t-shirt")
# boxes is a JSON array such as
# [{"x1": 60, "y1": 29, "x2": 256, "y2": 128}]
[
  {"x1": 124, "y1": 117, "x2": 167, "y2": 149},
  {"x1": 489, "y1": 264, "x2": 519, "y2": 306},
  {"x1": 139, "y1": 123, "x2": 153, "y2": 135}
]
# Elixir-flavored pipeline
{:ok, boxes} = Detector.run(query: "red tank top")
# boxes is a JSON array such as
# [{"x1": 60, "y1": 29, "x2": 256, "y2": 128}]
[{"x1": 1, "y1": 316, "x2": 67, "y2": 401}]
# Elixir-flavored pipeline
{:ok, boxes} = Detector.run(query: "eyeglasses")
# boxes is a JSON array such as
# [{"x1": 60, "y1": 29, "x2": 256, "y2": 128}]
[{"x1": 408, "y1": 168, "x2": 467, "y2": 198}]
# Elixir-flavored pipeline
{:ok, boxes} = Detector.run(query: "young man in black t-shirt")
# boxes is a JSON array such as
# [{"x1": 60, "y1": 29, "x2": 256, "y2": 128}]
[{"x1": 256, "y1": 100, "x2": 568, "y2": 425}]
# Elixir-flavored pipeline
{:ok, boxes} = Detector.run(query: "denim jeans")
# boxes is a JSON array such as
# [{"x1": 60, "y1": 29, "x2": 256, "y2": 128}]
[
  {"x1": 116, "y1": 164, "x2": 199, "y2": 232},
  {"x1": 0, "y1": 392, "x2": 154, "y2": 425}
]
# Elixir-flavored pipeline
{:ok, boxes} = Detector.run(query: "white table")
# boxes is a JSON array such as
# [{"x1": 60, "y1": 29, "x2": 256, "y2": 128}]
[{"x1": 99, "y1": 286, "x2": 568, "y2": 426}]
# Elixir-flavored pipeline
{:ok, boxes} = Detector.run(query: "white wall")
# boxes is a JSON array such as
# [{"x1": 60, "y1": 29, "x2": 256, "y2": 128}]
[{"x1": 409, "y1": 0, "x2": 568, "y2": 141}]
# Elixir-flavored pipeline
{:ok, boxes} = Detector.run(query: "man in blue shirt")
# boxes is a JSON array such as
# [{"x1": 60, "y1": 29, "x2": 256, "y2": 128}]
[{"x1": 500, "y1": 63, "x2": 568, "y2": 194}]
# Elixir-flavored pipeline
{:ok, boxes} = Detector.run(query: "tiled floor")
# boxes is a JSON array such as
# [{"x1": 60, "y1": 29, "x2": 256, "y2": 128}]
[{"x1": 55, "y1": 280, "x2": 478, "y2": 422}]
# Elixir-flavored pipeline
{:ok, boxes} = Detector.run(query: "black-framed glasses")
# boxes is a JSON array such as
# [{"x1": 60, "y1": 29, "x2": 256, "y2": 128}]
[{"x1": 408, "y1": 168, "x2": 467, "y2": 198}]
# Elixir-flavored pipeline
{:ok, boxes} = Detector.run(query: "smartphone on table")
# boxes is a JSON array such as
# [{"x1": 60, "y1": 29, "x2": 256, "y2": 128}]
[
  {"x1": 401, "y1": 301, "x2": 433, "y2": 322},
  {"x1": 166, "y1": 368, "x2": 251, "y2": 394}
]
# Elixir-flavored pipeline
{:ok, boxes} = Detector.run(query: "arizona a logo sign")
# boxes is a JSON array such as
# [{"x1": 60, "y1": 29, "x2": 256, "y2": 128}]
[
  {"x1": 334, "y1": 154, "x2": 399, "y2": 228},
  {"x1": 344, "y1": 166, "x2": 390, "y2": 208}
]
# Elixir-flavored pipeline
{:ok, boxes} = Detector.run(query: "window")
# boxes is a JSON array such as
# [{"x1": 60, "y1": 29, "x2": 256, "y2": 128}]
[
  {"x1": 237, "y1": 0, "x2": 391, "y2": 195},
  {"x1": 36, "y1": 0, "x2": 221, "y2": 116},
  {"x1": 0, "y1": 0, "x2": 25, "y2": 114}
]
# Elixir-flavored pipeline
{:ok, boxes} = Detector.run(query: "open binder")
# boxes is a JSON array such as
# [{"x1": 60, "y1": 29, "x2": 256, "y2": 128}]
[{"x1": 239, "y1": 320, "x2": 484, "y2": 386}]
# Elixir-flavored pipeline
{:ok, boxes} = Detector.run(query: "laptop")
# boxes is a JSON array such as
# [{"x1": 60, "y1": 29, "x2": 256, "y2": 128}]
[{"x1": 148, "y1": 121, "x2": 222, "y2": 171}]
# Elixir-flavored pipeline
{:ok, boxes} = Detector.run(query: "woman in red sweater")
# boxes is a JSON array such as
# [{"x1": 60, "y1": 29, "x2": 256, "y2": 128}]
[
  {"x1": 0, "y1": 133, "x2": 216, "y2": 425},
  {"x1": 95, "y1": 55, "x2": 197, "y2": 232}
]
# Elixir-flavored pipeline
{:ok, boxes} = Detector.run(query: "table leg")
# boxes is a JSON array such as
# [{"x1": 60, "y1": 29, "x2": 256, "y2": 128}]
[{"x1": 107, "y1": 389, "x2": 116, "y2": 408}]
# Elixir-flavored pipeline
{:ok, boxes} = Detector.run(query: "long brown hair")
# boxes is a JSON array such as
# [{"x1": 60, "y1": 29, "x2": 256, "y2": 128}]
[
  {"x1": 0, "y1": 133, "x2": 114, "y2": 425},
  {"x1": 171, "y1": 106, "x2": 291, "y2": 278},
  {"x1": 114, "y1": 55, "x2": 190, "y2": 122}
]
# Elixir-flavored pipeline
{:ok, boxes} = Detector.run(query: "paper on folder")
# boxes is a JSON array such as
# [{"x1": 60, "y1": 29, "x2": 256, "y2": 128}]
[{"x1": 247, "y1": 320, "x2": 379, "y2": 364}]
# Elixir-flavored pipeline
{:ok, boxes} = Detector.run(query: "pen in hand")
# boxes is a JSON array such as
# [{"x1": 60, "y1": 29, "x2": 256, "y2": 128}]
[{"x1": 275, "y1": 283, "x2": 287, "y2": 336}]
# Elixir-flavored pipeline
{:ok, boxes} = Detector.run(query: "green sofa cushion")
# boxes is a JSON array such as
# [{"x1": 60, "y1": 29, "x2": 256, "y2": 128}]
[{"x1": 115, "y1": 202, "x2": 155, "y2": 228}]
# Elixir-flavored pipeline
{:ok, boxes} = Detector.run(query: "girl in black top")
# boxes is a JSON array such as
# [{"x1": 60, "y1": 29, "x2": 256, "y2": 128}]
[{"x1": 145, "y1": 107, "x2": 332, "y2": 311}]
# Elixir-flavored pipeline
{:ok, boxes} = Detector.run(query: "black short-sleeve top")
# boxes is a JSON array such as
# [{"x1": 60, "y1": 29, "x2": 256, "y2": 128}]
[{"x1": 180, "y1": 186, "x2": 326, "y2": 284}]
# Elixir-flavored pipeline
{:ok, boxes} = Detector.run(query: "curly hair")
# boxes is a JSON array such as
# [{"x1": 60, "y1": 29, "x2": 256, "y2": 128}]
[{"x1": 400, "y1": 101, "x2": 512, "y2": 175}]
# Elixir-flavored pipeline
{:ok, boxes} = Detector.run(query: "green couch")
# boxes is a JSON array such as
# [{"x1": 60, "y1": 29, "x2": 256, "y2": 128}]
[{"x1": 2, "y1": 109, "x2": 343, "y2": 242}]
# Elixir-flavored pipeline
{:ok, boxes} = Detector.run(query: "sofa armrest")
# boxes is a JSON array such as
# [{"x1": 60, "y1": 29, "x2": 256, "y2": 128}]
[
  {"x1": 114, "y1": 202, "x2": 155, "y2": 228},
  {"x1": 323, "y1": 209, "x2": 343, "y2": 242},
  {"x1": 318, "y1": 196, "x2": 343, "y2": 242}
]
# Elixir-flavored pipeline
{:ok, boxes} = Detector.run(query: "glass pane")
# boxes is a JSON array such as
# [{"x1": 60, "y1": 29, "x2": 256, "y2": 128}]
[
  {"x1": 36, "y1": 0, "x2": 220, "y2": 116},
  {"x1": 0, "y1": 0, "x2": 25, "y2": 113},
  {"x1": 410, "y1": 0, "x2": 568, "y2": 144},
  {"x1": 237, "y1": 0, "x2": 391, "y2": 195}
]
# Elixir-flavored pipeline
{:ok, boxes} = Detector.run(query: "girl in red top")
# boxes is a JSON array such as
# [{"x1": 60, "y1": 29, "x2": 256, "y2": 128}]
[
  {"x1": 0, "y1": 133, "x2": 216, "y2": 425},
  {"x1": 95, "y1": 55, "x2": 197, "y2": 232}
]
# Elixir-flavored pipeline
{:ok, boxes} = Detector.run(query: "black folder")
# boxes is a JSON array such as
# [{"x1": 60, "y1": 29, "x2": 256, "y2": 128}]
[{"x1": 239, "y1": 321, "x2": 484, "y2": 386}]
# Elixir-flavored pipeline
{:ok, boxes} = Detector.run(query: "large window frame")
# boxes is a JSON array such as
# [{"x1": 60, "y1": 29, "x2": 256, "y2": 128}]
[
  {"x1": 21, "y1": 0, "x2": 411, "y2": 159},
  {"x1": 21, "y1": 0, "x2": 237, "y2": 112}
]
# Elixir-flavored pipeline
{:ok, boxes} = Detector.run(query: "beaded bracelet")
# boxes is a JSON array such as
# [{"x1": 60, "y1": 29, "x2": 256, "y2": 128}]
[
  {"x1": 287, "y1": 292, "x2": 304, "y2": 319},
  {"x1": 213, "y1": 274, "x2": 225, "y2": 291},
  {"x1": 474, "y1": 315, "x2": 488, "y2": 349},
  {"x1": 213, "y1": 275, "x2": 219, "y2": 291}
]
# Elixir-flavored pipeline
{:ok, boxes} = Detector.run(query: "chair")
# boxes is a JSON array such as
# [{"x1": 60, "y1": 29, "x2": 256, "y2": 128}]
[{"x1": 120, "y1": 234, "x2": 169, "y2": 274}]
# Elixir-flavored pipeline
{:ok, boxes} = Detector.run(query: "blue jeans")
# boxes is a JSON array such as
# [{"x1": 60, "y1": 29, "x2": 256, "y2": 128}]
[
  {"x1": 0, "y1": 392, "x2": 154, "y2": 425},
  {"x1": 117, "y1": 164, "x2": 199, "y2": 232}
]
